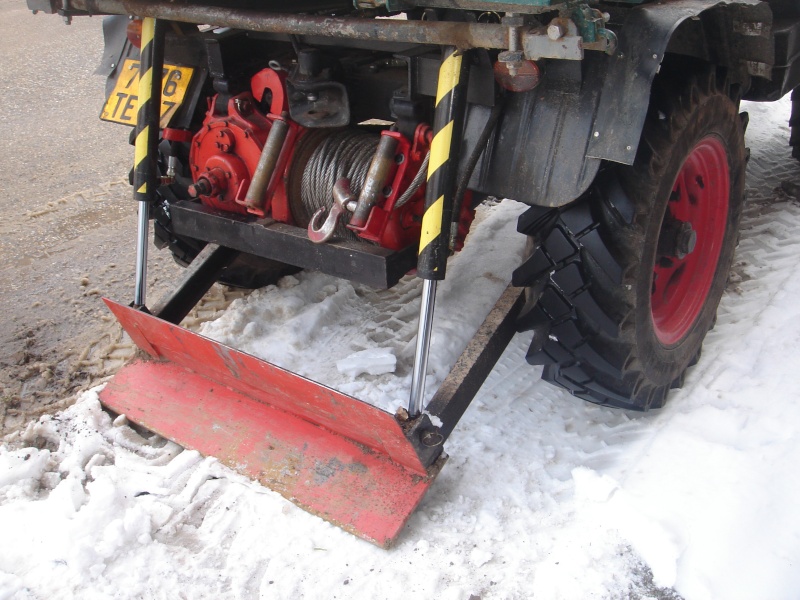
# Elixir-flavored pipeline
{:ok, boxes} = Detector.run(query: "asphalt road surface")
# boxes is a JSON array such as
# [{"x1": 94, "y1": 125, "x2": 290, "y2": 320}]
[{"x1": 0, "y1": 1, "x2": 184, "y2": 434}]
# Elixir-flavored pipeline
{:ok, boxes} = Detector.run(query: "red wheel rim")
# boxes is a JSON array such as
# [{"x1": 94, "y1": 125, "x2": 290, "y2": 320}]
[{"x1": 651, "y1": 136, "x2": 729, "y2": 346}]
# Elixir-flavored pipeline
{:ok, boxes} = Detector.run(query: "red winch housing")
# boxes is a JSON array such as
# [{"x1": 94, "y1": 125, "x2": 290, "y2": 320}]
[
  {"x1": 187, "y1": 67, "x2": 466, "y2": 251},
  {"x1": 188, "y1": 68, "x2": 299, "y2": 221}
]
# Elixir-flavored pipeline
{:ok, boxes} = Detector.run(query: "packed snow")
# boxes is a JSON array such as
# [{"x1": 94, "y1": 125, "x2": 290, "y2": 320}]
[
  {"x1": 335, "y1": 348, "x2": 397, "y2": 378},
  {"x1": 1, "y1": 97, "x2": 800, "y2": 599},
  {"x1": 198, "y1": 197, "x2": 527, "y2": 413}
]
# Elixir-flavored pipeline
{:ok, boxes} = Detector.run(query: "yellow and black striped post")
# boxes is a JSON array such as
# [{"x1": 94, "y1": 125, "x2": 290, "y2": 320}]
[
  {"x1": 417, "y1": 47, "x2": 471, "y2": 280},
  {"x1": 409, "y1": 47, "x2": 471, "y2": 416},
  {"x1": 133, "y1": 17, "x2": 166, "y2": 308},
  {"x1": 133, "y1": 17, "x2": 166, "y2": 202}
]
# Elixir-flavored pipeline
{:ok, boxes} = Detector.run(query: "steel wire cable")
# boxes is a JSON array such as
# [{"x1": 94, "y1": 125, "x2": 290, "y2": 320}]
[
  {"x1": 395, "y1": 151, "x2": 430, "y2": 208},
  {"x1": 290, "y1": 129, "x2": 379, "y2": 241}
]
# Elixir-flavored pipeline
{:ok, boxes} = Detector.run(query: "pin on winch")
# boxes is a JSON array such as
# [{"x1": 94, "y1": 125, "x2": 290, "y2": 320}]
[
  {"x1": 308, "y1": 132, "x2": 401, "y2": 243},
  {"x1": 242, "y1": 115, "x2": 290, "y2": 215}
]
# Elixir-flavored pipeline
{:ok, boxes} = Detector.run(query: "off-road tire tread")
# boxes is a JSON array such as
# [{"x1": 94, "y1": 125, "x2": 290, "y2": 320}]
[
  {"x1": 790, "y1": 87, "x2": 800, "y2": 160},
  {"x1": 514, "y1": 67, "x2": 745, "y2": 410}
]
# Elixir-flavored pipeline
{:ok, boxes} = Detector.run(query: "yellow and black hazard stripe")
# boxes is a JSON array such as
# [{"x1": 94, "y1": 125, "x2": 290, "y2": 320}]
[
  {"x1": 133, "y1": 18, "x2": 166, "y2": 202},
  {"x1": 417, "y1": 47, "x2": 471, "y2": 281}
]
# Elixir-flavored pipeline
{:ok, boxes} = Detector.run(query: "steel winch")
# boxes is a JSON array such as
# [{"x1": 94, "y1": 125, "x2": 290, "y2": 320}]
[{"x1": 184, "y1": 65, "x2": 465, "y2": 252}]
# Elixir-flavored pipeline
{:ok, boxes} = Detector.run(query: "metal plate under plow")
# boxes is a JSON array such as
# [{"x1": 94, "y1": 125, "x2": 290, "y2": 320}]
[{"x1": 100, "y1": 299, "x2": 445, "y2": 547}]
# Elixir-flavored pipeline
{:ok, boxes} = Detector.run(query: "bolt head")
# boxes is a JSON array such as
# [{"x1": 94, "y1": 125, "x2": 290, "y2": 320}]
[
  {"x1": 547, "y1": 23, "x2": 564, "y2": 41},
  {"x1": 675, "y1": 222, "x2": 698, "y2": 258}
]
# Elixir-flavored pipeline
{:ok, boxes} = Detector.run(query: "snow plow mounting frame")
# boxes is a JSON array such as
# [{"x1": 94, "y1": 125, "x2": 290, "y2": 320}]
[{"x1": 101, "y1": 244, "x2": 524, "y2": 546}]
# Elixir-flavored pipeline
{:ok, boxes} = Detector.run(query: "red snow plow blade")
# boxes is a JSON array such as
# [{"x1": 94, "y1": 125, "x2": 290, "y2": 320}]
[{"x1": 100, "y1": 298, "x2": 445, "y2": 548}]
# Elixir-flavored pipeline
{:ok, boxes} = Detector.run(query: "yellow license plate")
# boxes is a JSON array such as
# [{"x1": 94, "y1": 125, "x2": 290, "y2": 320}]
[{"x1": 101, "y1": 59, "x2": 194, "y2": 127}]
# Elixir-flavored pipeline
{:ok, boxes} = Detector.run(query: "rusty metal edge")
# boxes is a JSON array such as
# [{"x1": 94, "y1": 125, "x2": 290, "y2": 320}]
[
  {"x1": 426, "y1": 284, "x2": 525, "y2": 439},
  {"x1": 66, "y1": 0, "x2": 510, "y2": 49}
]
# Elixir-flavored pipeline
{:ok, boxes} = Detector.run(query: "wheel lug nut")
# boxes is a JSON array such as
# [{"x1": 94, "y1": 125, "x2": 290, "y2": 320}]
[
  {"x1": 658, "y1": 219, "x2": 697, "y2": 260},
  {"x1": 675, "y1": 222, "x2": 697, "y2": 259}
]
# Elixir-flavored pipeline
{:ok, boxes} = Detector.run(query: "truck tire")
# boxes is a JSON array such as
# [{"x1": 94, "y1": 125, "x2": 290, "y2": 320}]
[
  {"x1": 514, "y1": 70, "x2": 746, "y2": 410},
  {"x1": 791, "y1": 87, "x2": 800, "y2": 160}
]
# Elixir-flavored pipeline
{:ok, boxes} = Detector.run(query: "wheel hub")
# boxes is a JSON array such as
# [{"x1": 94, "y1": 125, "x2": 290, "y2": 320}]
[{"x1": 651, "y1": 136, "x2": 730, "y2": 346}]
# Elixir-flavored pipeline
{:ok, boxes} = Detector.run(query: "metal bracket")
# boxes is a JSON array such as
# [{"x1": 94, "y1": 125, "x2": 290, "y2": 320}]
[
  {"x1": 520, "y1": 6, "x2": 618, "y2": 61},
  {"x1": 573, "y1": 5, "x2": 618, "y2": 54},
  {"x1": 523, "y1": 22, "x2": 583, "y2": 61}
]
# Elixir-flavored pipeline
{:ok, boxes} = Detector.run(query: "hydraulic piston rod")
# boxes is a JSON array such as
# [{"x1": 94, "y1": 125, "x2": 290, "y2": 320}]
[
  {"x1": 132, "y1": 17, "x2": 166, "y2": 308},
  {"x1": 409, "y1": 47, "x2": 471, "y2": 417}
]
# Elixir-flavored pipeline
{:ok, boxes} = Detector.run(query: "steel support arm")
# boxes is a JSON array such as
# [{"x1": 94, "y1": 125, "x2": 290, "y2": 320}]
[{"x1": 62, "y1": 0, "x2": 510, "y2": 50}]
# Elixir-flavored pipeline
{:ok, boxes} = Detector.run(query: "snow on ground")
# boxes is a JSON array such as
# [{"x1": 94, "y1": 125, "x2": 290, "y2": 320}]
[
  {"x1": 198, "y1": 197, "x2": 527, "y2": 414},
  {"x1": 1, "y1": 97, "x2": 800, "y2": 600}
]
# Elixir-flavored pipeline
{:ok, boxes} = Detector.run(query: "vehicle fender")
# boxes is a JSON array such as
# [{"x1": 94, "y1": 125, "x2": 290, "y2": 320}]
[
  {"x1": 97, "y1": 15, "x2": 138, "y2": 99},
  {"x1": 588, "y1": 0, "x2": 773, "y2": 164},
  {"x1": 469, "y1": 0, "x2": 772, "y2": 207}
]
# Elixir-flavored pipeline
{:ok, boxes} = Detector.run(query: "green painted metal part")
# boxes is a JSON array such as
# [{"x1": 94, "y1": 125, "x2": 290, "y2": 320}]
[{"x1": 572, "y1": 4, "x2": 619, "y2": 51}]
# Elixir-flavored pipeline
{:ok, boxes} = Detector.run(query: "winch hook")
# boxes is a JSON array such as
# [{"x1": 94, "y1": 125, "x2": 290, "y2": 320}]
[{"x1": 308, "y1": 179, "x2": 358, "y2": 243}]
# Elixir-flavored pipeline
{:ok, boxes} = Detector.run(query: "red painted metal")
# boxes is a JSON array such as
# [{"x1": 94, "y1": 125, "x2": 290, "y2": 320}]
[
  {"x1": 347, "y1": 123, "x2": 468, "y2": 252},
  {"x1": 190, "y1": 93, "x2": 299, "y2": 216},
  {"x1": 651, "y1": 136, "x2": 730, "y2": 345},
  {"x1": 126, "y1": 17, "x2": 143, "y2": 48},
  {"x1": 350, "y1": 124, "x2": 473, "y2": 251},
  {"x1": 493, "y1": 59, "x2": 541, "y2": 93},
  {"x1": 163, "y1": 127, "x2": 193, "y2": 143},
  {"x1": 350, "y1": 129, "x2": 420, "y2": 250},
  {"x1": 100, "y1": 299, "x2": 444, "y2": 547},
  {"x1": 189, "y1": 72, "x2": 441, "y2": 251},
  {"x1": 250, "y1": 67, "x2": 289, "y2": 115}
]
